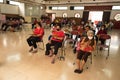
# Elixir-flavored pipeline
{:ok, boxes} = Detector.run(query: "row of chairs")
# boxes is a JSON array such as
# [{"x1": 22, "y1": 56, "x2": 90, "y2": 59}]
[{"x1": 37, "y1": 34, "x2": 111, "y2": 68}]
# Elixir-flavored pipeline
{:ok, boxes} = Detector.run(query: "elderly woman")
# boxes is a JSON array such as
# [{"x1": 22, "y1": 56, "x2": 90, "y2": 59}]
[
  {"x1": 27, "y1": 22, "x2": 44, "y2": 53},
  {"x1": 45, "y1": 26, "x2": 65, "y2": 64},
  {"x1": 74, "y1": 30, "x2": 96, "y2": 74}
]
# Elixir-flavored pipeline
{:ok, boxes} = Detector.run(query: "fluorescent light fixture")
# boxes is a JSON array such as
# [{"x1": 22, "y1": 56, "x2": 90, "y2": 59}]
[
  {"x1": 58, "y1": 7, "x2": 67, "y2": 10},
  {"x1": 74, "y1": 7, "x2": 84, "y2": 10},
  {"x1": 52, "y1": 7, "x2": 58, "y2": 10}
]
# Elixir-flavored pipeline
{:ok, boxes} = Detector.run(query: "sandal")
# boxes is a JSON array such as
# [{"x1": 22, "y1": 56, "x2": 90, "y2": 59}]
[
  {"x1": 32, "y1": 50, "x2": 38, "y2": 53},
  {"x1": 51, "y1": 59, "x2": 55, "y2": 64},
  {"x1": 29, "y1": 48, "x2": 33, "y2": 52},
  {"x1": 48, "y1": 54, "x2": 53, "y2": 57}
]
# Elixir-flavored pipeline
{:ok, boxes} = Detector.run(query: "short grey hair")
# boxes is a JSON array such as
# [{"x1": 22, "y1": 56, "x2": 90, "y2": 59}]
[{"x1": 87, "y1": 30, "x2": 94, "y2": 36}]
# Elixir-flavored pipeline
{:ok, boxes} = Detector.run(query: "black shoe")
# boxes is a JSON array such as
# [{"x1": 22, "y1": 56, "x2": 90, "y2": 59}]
[
  {"x1": 74, "y1": 69, "x2": 80, "y2": 73},
  {"x1": 45, "y1": 51, "x2": 50, "y2": 55},
  {"x1": 74, "y1": 69, "x2": 83, "y2": 74},
  {"x1": 77, "y1": 69, "x2": 83, "y2": 74}
]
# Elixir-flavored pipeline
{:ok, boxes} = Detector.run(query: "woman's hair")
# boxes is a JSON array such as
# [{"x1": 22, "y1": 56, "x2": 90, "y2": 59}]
[
  {"x1": 87, "y1": 30, "x2": 94, "y2": 36},
  {"x1": 37, "y1": 22, "x2": 42, "y2": 27},
  {"x1": 84, "y1": 30, "x2": 95, "y2": 46},
  {"x1": 101, "y1": 25, "x2": 106, "y2": 29}
]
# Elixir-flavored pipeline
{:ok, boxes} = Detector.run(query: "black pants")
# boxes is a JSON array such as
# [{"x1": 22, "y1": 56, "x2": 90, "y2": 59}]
[
  {"x1": 1, "y1": 23, "x2": 9, "y2": 31},
  {"x1": 77, "y1": 50, "x2": 91, "y2": 62},
  {"x1": 27, "y1": 36, "x2": 41, "y2": 49},
  {"x1": 95, "y1": 36, "x2": 105, "y2": 45},
  {"x1": 46, "y1": 40, "x2": 62, "y2": 55}
]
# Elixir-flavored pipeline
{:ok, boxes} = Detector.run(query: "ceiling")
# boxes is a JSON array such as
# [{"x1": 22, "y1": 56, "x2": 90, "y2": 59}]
[{"x1": 15, "y1": 0, "x2": 120, "y2": 5}]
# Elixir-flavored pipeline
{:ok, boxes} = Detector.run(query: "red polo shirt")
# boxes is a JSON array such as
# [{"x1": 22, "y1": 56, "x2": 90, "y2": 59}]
[
  {"x1": 51, "y1": 30, "x2": 65, "y2": 42},
  {"x1": 33, "y1": 27, "x2": 44, "y2": 39}
]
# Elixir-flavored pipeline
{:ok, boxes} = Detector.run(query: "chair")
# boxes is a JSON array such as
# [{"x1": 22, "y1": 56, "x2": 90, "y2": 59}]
[
  {"x1": 58, "y1": 41, "x2": 66, "y2": 60},
  {"x1": 37, "y1": 39, "x2": 45, "y2": 50},
  {"x1": 97, "y1": 34, "x2": 111, "y2": 59},
  {"x1": 50, "y1": 40, "x2": 66, "y2": 61},
  {"x1": 65, "y1": 34, "x2": 77, "y2": 48}
]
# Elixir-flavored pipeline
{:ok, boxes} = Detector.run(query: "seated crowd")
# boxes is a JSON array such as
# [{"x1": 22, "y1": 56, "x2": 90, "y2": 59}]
[
  {"x1": 0, "y1": 18, "x2": 23, "y2": 32},
  {"x1": 2, "y1": 19, "x2": 110, "y2": 74}
]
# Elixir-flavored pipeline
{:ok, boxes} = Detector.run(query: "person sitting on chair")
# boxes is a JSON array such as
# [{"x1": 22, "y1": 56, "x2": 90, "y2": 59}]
[
  {"x1": 74, "y1": 30, "x2": 96, "y2": 74},
  {"x1": 45, "y1": 26, "x2": 65, "y2": 64},
  {"x1": 27, "y1": 22, "x2": 44, "y2": 53},
  {"x1": 96, "y1": 25, "x2": 107, "y2": 50}
]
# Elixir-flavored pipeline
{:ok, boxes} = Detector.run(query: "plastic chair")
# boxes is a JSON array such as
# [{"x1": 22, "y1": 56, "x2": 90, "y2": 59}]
[{"x1": 97, "y1": 34, "x2": 111, "y2": 59}]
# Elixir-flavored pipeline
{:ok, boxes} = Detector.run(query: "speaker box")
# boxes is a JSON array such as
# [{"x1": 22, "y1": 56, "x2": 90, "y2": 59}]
[
  {"x1": 70, "y1": 6, "x2": 74, "y2": 10},
  {"x1": 49, "y1": 6, "x2": 52, "y2": 10}
]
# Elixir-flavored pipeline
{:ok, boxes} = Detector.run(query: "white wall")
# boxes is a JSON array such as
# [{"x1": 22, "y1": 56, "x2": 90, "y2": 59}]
[{"x1": 0, "y1": 4, "x2": 19, "y2": 14}]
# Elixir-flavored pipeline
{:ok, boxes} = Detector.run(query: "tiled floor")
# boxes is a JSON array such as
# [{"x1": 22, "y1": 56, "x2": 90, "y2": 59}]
[{"x1": 0, "y1": 26, "x2": 120, "y2": 80}]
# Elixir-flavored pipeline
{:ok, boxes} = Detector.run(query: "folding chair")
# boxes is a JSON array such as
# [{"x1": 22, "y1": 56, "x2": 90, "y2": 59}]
[
  {"x1": 97, "y1": 34, "x2": 111, "y2": 59},
  {"x1": 37, "y1": 39, "x2": 45, "y2": 50},
  {"x1": 58, "y1": 41, "x2": 66, "y2": 61}
]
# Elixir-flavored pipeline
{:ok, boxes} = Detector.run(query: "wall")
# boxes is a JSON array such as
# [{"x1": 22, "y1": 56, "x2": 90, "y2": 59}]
[
  {"x1": 46, "y1": 5, "x2": 83, "y2": 18},
  {"x1": 110, "y1": 10, "x2": 120, "y2": 20},
  {"x1": 0, "y1": 4, "x2": 19, "y2": 14},
  {"x1": 46, "y1": 4, "x2": 120, "y2": 20}
]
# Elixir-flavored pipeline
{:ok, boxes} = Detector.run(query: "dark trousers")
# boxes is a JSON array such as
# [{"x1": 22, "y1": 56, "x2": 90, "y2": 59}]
[
  {"x1": 46, "y1": 40, "x2": 62, "y2": 55},
  {"x1": 1, "y1": 23, "x2": 9, "y2": 31},
  {"x1": 27, "y1": 36, "x2": 41, "y2": 49},
  {"x1": 95, "y1": 36, "x2": 105, "y2": 45},
  {"x1": 77, "y1": 50, "x2": 91, "y2": 62}
]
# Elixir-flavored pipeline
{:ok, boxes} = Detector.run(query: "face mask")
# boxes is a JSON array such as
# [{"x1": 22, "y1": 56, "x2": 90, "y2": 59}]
[
  {"x1": 57, "y1": 29, "x2": 60, "y2": 31},
  {"x1": 101, "y1": 28, "x2": 104, "y2": 30},
  {"x1": 88, "y1": 36, "x2": 93, "y2": 40}
]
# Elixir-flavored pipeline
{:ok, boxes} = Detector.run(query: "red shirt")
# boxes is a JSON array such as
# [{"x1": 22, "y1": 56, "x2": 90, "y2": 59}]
[
  {"x1": 51, "y1": 30, "x2": 65, "y2": 42},
  {"x1": 33, "y1": 27, "x2": 44, "y2": 39},
  {"x1": 97, "y1": 30, "x2": 107, "y2": 35}
]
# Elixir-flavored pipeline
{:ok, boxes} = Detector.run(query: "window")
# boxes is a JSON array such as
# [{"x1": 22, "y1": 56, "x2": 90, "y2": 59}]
[
  {"x1": 75, "y1": 13, "x2": 80, "y2": 18},
  {"x1": 0, "y1": 0, "x2": 3, "y2": 3},
  {"x1": 9, "y1": 1, "x2": 20, "y2": 5},
  {"x1": 74, "y1": 7, "x2": 84, "y2": 10},
  {"x1": 112, "y1": 6, "x2": 120, "y2": 10}
]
